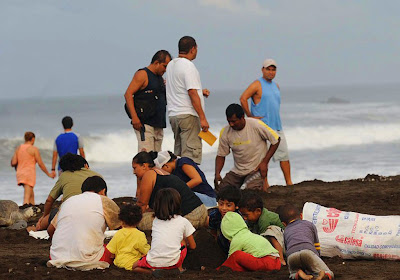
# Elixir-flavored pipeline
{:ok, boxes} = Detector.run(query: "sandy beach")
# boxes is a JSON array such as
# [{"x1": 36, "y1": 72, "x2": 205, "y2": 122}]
[{"x1": 1, "y1": 174, "x2": 399, "y2": 280}]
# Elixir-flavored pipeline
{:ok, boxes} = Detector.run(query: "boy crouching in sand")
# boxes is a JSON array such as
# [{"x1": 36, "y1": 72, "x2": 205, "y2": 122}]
[
  {"x1": 238, "y1": 191, "x2": 286, "y2": 264},
  {"x1": 218, "y1": 211, "x2": 281, "y2": 272},
  {"x1": 278, "y1": 204, "x2": 334, "y2": 280},
  {"x1": 106, "y1": 204, "x2": 150, "y2": 270}
]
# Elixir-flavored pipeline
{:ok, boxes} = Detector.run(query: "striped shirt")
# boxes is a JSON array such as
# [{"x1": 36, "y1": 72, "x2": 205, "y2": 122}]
[{"x1": 284, "y1": 219, "x2": 320, "y2": 257}]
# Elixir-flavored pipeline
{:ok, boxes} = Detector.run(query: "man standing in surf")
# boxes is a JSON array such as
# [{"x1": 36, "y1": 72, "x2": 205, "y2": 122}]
[
  {"x1": 165, "y1": 36, "x2": 210, "y2": 164},
  {"x1": 240, "y1": 59, "x2": 293, "y2": 186},
  {"x1": 124, "y1": 50, "x2": 172, "y2": 152}
]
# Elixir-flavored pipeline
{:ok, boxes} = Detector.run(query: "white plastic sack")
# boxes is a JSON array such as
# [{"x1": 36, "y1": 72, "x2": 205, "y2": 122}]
[{"x1": 302, "y1": 202, "x2": 400, "y2": 260}]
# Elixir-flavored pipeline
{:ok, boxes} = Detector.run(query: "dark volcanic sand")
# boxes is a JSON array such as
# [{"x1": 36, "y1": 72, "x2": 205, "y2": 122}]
[{"x1": 1, "y1": 174, "x2": 399, "y2": 280}]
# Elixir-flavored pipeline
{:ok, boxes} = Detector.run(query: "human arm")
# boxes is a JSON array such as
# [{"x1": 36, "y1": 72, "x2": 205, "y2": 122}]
[
  {"x1": 256, "y1": 138, "x2": 279, "y2": 191},
  {"x1": 181, "y1": 164, "x2": 202, "y2": 188},
  {"x1": 136, "y1": 171, "x2": 156, "y2": 213},
  {"x1": 188, "y1": 89, "x2": 209, "y2": 132},
  {"x1": 11, "y1": 146, "x2": 19, "y2": 167},
  {"x1": 214, "y1": 155, "x2": 225, "y2": 188},
  {"x1": 240, "y1": 81, "x2": 262, "y2": 119},
  {"x1": 185, "y1": 235, "x2": 196, "y2": 250},
  {"x1": 78, "y1": 148, "x2": 85, "y2": 158},
  {"x1": 51, "y1": 150, "x2": 58, "y2": 177},
  {"x1": 34, "y1": 147, "x2": 55, "y2": 178},
  {"x1": 137, "y1": 232, "x2": 151, "y2": 255},
  {"x1": 47, "y1": 223, "x2": 56, "y2": 238},
  {"x1": 267, "y1": 236, "x2": 286, "y2": 265},
  {"x1": 124, "y1": 70, "x2": 147, "y2": 131}
]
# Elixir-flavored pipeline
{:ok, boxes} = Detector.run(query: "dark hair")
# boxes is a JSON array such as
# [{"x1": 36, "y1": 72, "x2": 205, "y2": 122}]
[
  {"x1": 217, "y1": 185, "x2": 242, "y2": 205},
  {"x1": 132, "y1": 151, "x2": 155, "y2": 168},
  {"x1": 153, "y1": 188, "x2": 181, "y2": 220},
  {"x1": 277, "y1": 204, "x2": 301, "y2": 224},
  {"x1": 167, "y1": 151, "x2": 177, "y2": 162},
  {"x1": 151, "y1": 50, "x2": 172, "y2": 64},
  {"x1": 178, "y1": 36, "x2": 197, "y2": 54},
  {"x1": 24, "y1": 131, "x2": 35, "y2": 142},
  {"x1": 81, "y1": 176, "x2": 107, "y2": 195},
  {"x1": 62, "y1": 116, "x2": 73, "y2": 129},
  {"x1": 119, "y1": 203, "x2": 142, "y2": 227},
  {"x1": 226, "y1": 103, "x2": 244, "y2": 119},
  {"x1": 59, "y1": 153, "x2": 88, "y2": 172},
  {"x1": 237, "y1": 191, "x2": 263, "y2": 211}
]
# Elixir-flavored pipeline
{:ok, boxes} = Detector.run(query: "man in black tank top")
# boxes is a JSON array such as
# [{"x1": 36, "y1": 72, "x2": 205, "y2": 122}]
[{"x1": 124, "y1": 50, "x2": 171, "y2": 152}]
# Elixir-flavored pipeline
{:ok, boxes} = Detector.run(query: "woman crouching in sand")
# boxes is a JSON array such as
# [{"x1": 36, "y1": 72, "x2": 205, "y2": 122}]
[
  {"x1": 131, "y1": 151, "x2": 208, "y2": 231},
  {"x1": 11, "y1": 131, "x2": 55, "y2": 205}
]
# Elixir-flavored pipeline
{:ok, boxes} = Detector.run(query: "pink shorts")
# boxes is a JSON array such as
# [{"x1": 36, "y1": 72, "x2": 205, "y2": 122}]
[{"x1": 137, "y1": 246, "x2": 187, "y2": 269}]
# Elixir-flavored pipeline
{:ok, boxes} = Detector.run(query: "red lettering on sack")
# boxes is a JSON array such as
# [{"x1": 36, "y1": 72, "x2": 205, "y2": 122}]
[
  {"x1": 323, "y1": 218, "x2": 339, "y2": 233},
  {"x1": 326, "y1": 208, "x2": 342, "y2": 218},
  {"x1": 335, "y1": 235, "x2": 363, "y2": 247}
]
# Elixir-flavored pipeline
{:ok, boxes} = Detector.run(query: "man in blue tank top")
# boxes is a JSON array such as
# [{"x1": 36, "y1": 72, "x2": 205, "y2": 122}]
[
  {"x1": 124, "y1": 50, "x2": 171, "y2": 153},
  {"x1": 240, "y1": 59, "x2": 293, "y2": 187},
  {"x1": 51, "y1": 116, "x2": 85, "y2": 176}
]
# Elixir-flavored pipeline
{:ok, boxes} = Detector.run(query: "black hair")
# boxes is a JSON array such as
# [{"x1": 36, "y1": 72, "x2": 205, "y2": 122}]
[
  {"x1": 216, "y1": 185, "x2": 242, "y2": 205},
  {"x1": 151, "y1": 50, "x2": 172, "y2": 64},
  {"x1": 132, "y1": 151, "x2": 155, "y2": 167},
  {"x1": 24, "y1": 131, "x2": 35, "y2": 141},
  {"x1": 167, "y1": 151, "x2": 177, "y2": 163},
  {"x1": 178, "y1": 36, "x2": 197, "y2": 54},
  {"x1": 277, "y1": 204, "x2": 301, "y2": 224},
  {"x1": 119, "y1": 203, "x2": 142, "y2": 227},
  {"x1": 226, "y1": 103, "x2": 244, "y2": 119},
  {"x1": 153, "y1": 188, "x2": 181, "y2": 221},
  {"x1": 62, "y1": 116, "x2": 73, "y2": 129},
  {"x1": 59, "y1": 153, "x2": 88, "y2": 172},
  {"x1": 81, "y1": 176, "x2": 107, "y2": 195},
  {"x1": 237, "y1": 191, "x2": 263, "y2": 211}
]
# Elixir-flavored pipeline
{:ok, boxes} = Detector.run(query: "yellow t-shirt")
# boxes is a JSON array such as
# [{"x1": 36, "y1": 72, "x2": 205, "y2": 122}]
[{"x1": 106, "y1": 227, "x2": 150, "y2": 270}]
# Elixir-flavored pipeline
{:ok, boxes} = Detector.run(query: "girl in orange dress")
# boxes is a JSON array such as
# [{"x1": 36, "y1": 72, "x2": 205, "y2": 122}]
[{"x1": 11, "y1": 132, "x2": 55, "y2": 205}]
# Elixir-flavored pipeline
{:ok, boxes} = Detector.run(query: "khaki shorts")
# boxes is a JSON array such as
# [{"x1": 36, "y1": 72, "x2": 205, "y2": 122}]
[
  {"x1": 270, "y1": 130, "x2": 289, "y2": 162},
  {"x1": 134, "y1": 124, "x2": 164, "y2": 152},
  {"x1": 217, "y1": 170, "x2": 264, "y2": 191},
  {"x1": 137, "y1": 204, "x2": 208, "y2": 231},
  {"x1": 169, "y1": 114, "x2": 202, "y2": 164}
]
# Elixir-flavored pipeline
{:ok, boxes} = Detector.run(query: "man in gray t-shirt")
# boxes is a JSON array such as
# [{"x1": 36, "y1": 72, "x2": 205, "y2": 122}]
[{"x1": 214, "y1": 104, "x2": 280, "y2": 192}]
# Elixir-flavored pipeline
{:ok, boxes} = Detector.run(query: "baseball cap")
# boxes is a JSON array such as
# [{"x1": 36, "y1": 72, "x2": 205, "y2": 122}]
[
  {"x1": 153, "y1": 150, "x2": 171, "y2": 168},
  {"x1": 263, "y1": 58, "x2": 277, "y2": 68}
]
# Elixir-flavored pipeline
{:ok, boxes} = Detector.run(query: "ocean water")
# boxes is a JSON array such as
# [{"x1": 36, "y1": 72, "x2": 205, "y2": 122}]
[{"x1": 1, "y1": 84, "x2": 400, "y2": 205}]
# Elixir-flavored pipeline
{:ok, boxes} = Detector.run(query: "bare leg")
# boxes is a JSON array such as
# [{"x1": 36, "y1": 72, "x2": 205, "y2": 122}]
[
  {"x1": 132, "y1": 261, "x2": 152, "y2": 274},
  {"x1": 297, "y1": 269, "x2": 314, "y2": 279},
  {"x1": 23, "y1": 185, "x2": 34, "y2": 205},
  {"x1": 280, "y1": 160, "x2": 293, "y2": 185}
]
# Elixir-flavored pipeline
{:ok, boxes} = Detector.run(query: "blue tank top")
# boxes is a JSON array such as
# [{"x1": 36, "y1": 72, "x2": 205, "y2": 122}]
[{"x1": 250, "y1": 78, "x2": 282, "y2": 131}]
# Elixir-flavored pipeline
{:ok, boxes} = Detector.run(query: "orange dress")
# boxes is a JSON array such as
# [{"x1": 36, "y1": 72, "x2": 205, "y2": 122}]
[{"x1": 16, "y1": 143, "x2": 36, "y2": 187}]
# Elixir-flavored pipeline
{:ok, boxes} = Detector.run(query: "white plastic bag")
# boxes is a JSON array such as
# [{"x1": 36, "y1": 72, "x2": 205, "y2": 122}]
[{"x1": 302, "y1": 202, "x2": 400, "y2": 260}]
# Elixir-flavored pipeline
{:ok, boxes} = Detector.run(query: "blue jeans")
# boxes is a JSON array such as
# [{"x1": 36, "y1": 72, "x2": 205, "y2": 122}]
[{"x1": 194, "y1": 192, "x2": 217, "y2": 208}]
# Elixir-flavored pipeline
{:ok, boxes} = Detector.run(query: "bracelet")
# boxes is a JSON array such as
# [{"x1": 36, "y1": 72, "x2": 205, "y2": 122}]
[{"x1": 51, "y1": 169, "x2": 55, "y2": 171}]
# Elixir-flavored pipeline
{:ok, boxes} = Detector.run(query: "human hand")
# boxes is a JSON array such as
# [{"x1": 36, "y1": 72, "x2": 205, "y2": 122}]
[
  {"x1": 214, "y1": 174, "x2": 222, "y2": 188},
  {"x1": 200, "y1": 118, "x2": 209, "y2": 132},
  {"x1": 131, "y1": 118, "x2": 142, "y2": 131},
  {"x1": 49, "y1": 172, "x2": 56, "y2": 179},
  {"x1": 202, "y1": 88, "x2": 210, "y2": 98},
  {"x1": 280, "y1": 258, "x2": 287, "y2": 266},
  {"x1": 256, "y1": 161, "x2": 268, "y2": 178}
]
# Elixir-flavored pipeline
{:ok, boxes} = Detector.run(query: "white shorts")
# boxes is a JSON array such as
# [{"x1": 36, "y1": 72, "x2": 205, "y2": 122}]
[{"x1": 269, "y1": 130, "x2": 289, "y2": 162}]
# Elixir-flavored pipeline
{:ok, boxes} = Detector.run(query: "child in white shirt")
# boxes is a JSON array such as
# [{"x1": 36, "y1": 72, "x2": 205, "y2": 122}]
[{"x1": 133, "y1": 188, "x2": 196, "y2": 276}]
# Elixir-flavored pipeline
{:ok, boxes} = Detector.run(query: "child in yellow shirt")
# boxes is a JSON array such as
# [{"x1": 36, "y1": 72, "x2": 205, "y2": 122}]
[{"x1": 106, "y1": 204, "x2": 150, "y2": 270}]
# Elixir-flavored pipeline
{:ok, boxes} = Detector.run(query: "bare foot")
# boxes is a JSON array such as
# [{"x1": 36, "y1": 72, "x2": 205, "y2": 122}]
[{"x1": 298, "y1": 269, "x2": 314, "y2": 280}]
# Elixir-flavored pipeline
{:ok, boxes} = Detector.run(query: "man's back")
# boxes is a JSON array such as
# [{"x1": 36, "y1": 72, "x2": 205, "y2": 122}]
[
  {"x1": 55, "y1": 132, "x2": 80, "y2": 159},
  {"x1": 166, "y1": 57, "x2": 203, "y2": 117}
]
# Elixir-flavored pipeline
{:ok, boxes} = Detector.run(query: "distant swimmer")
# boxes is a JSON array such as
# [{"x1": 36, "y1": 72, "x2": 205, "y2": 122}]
[
  {"x1": 11, "y1": 131, "x2": 55, "y2": 205},
  {"x1": 240, "y1": 58, "x2": 293, "y2": 186},
  {"x1": 166, "y1": 36, "x2": 210, "y2": 164},
  {"x1": 124, "y1": 50, "x2": 172, "y2": 153},
  {"x1": 51, "y1": 116, "x2": 85, "y2": 176},
  {"x1": 214, "y1": 104, "x2": 280, "y2": 193}
]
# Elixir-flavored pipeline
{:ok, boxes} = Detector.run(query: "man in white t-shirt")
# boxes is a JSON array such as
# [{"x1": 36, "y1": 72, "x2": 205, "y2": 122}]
[
  {"x1": 166, "y1": 36, "x2": 210, "y2": 164},
  {"x1": 47, "y1": 176, "x2": 121, "y2": 270},
  {"x1": 215, "y1": 104, "x2": 281, "y2": 193}
]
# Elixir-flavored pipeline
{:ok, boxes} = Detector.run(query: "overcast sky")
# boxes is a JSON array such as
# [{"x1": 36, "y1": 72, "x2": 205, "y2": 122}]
[{"x1": 1, "y1": 0, "x2": 399, "y2": 99}]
